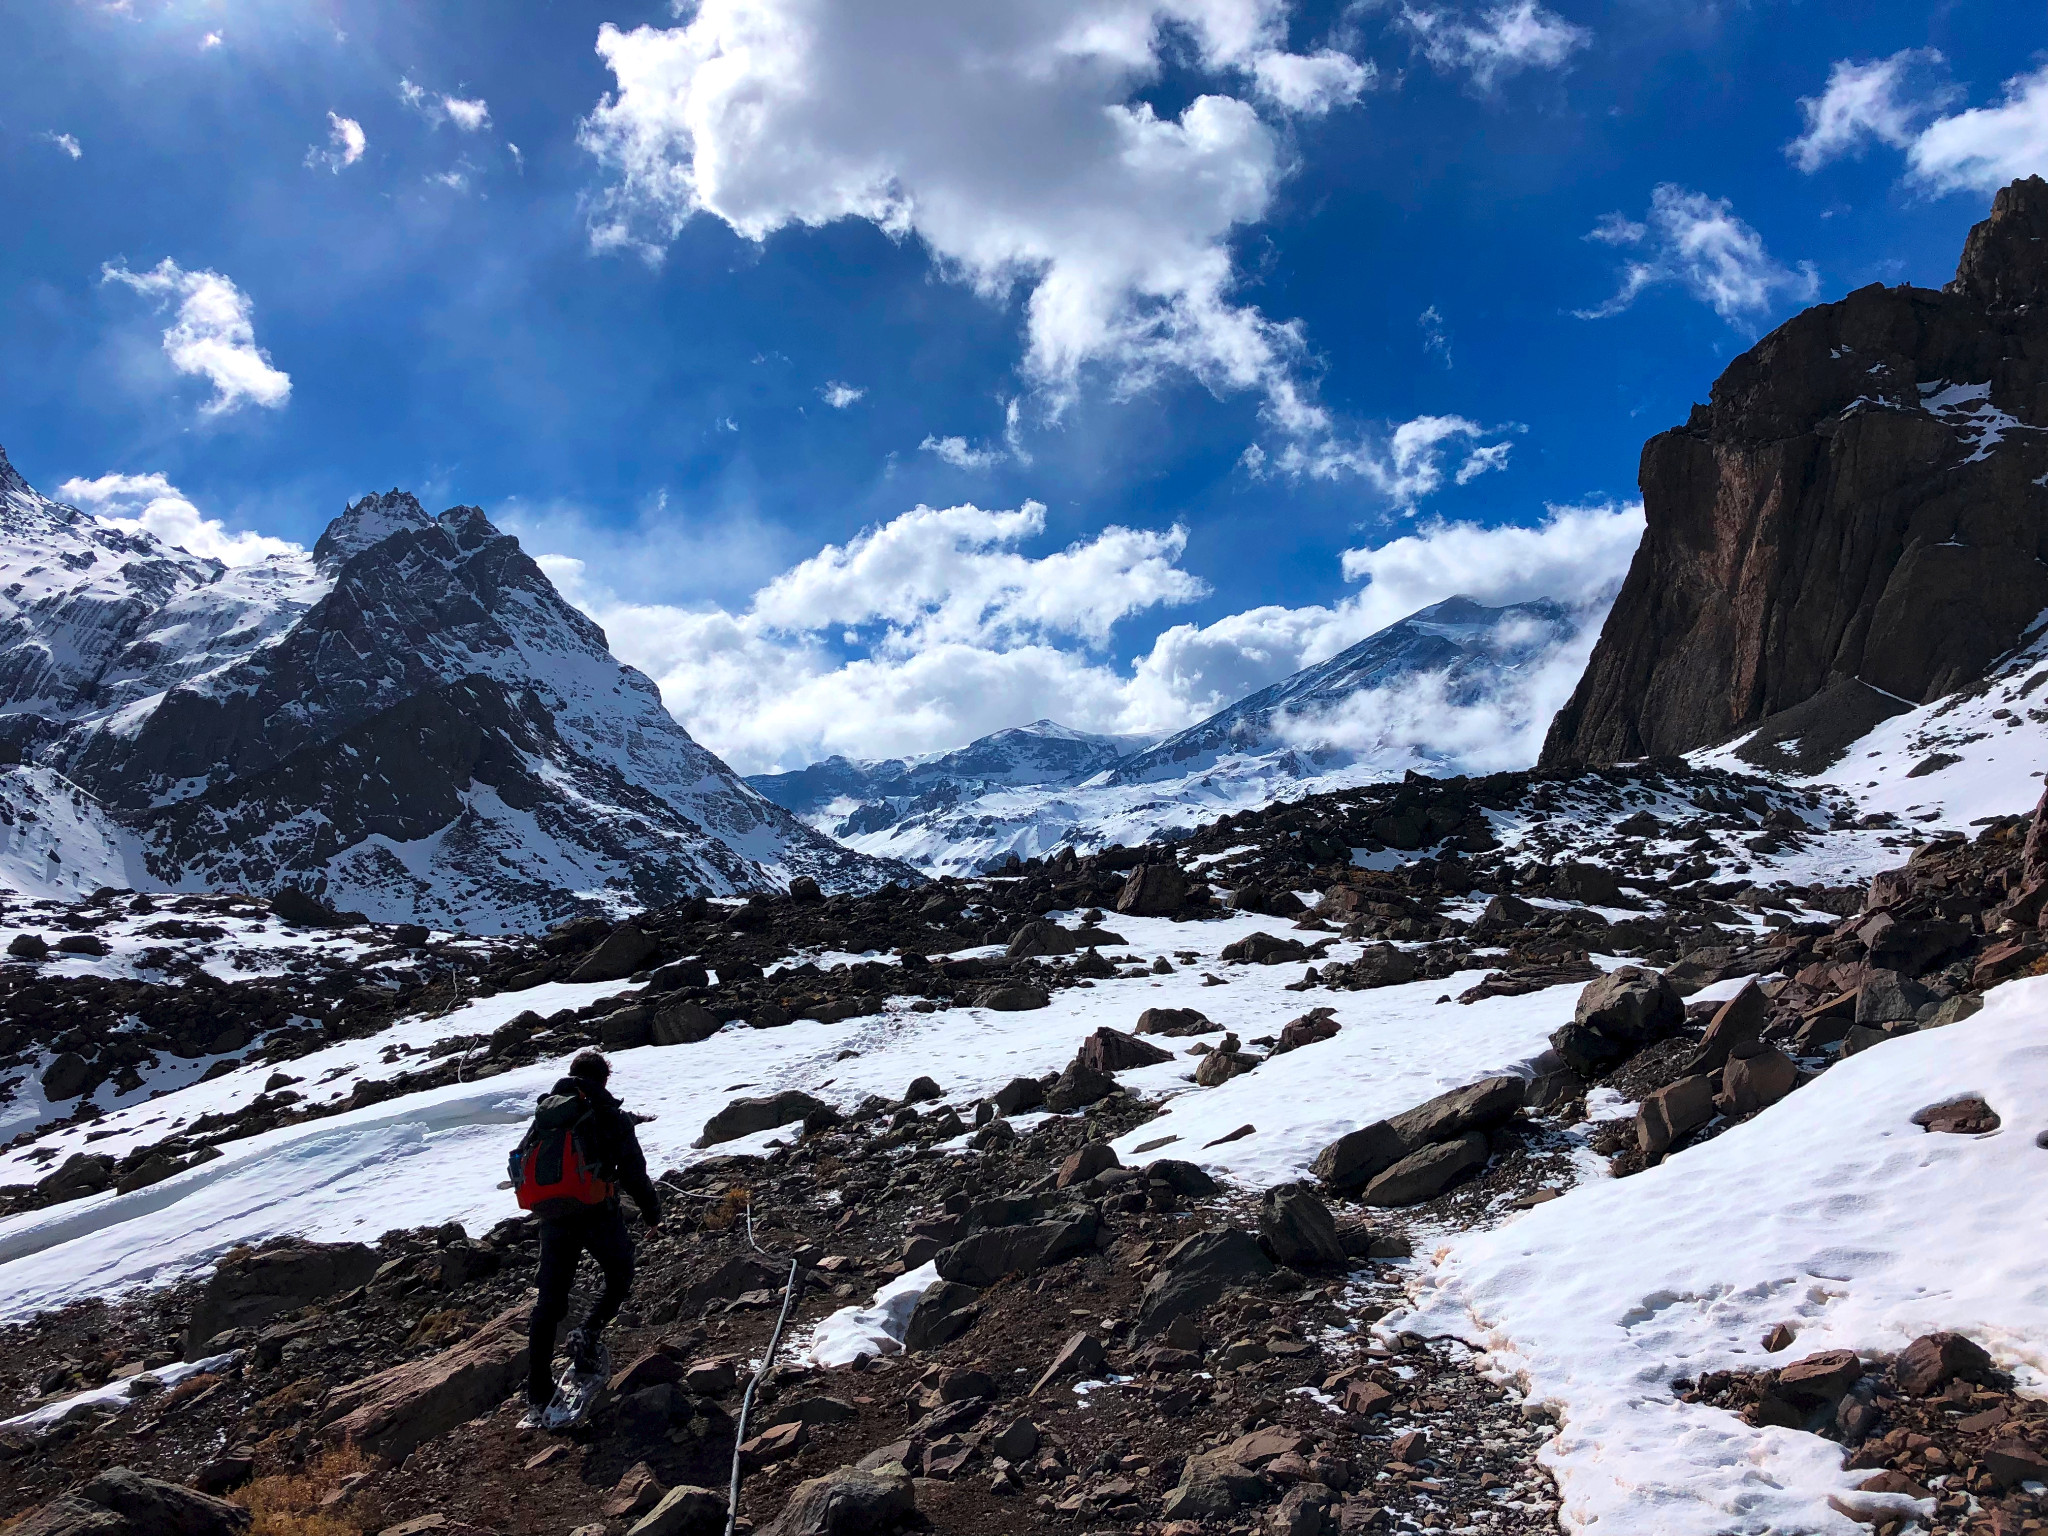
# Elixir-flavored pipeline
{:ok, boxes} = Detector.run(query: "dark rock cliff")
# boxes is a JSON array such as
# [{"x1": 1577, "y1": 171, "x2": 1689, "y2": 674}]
[{"x1": 1542, "y1": 176, "x2": 2048, "y2": 770}]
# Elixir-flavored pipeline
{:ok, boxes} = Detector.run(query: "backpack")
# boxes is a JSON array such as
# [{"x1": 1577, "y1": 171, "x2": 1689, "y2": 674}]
[{"x1": 510, "y1": 1087, "x2": 617, "y2": 1217}]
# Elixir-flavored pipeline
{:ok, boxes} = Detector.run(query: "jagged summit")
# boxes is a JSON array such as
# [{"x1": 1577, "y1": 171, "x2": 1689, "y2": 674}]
[
  {"x1": 0, "y1": 457, "x2": 910, "y2": 927},
  {"x1": 312, "y1": 488, "x2": 438, "y2": 569},
  {"x1": 1948, "y1": 173, "x2": 2048, "y2": 312}
]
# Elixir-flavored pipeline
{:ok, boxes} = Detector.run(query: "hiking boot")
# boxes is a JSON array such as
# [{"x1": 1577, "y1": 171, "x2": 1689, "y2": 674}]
[
  {"x1": 566, "y1": 1328, "x2": 608, "y2": 1378},
  {"x1": 518, "y1": 1397, "x2": 549, "y2": 1430}
]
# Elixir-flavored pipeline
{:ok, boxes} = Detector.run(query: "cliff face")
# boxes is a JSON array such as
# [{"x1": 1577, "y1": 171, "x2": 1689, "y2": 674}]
[{"x1": 1542, "y1": 176, "x2": 2048, "y2": 769}]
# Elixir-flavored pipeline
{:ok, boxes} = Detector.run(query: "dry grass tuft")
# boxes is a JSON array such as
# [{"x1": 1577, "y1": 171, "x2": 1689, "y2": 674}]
[{"x1": 233, "y1": 1446, "x2": 373, "y2": 1536}]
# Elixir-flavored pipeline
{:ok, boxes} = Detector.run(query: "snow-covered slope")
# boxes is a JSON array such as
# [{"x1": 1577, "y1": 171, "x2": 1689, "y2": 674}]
[
  {"x1": 0, "y1": 446, "x2": 906, "y2": 928},
  {"x1": 747, "y1": 719, "x2": 1150, "y2": 832},
  {"x1": 795, "y1": 596, "x2": 1598, "y2": 876}
]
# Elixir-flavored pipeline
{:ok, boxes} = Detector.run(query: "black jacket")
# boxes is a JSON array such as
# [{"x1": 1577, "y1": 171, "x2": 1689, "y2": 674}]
[{"x1": 544, "y1": 1076, "x2": 662, "y2": 1222}]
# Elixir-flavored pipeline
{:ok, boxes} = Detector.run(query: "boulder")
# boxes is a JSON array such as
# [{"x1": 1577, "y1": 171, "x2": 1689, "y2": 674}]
[
  {"x1": 1055, "y1": 1142, "x2": 1120, "y2": 1188},
  {"x1": 759, "y1": 1466, "x2": 915, "y2": 1536},
  {"x1": 40, "y1": 1051, "x2": 91, "y2": 1101},
  {"x1": 1855, "y1": 969, "x2": 1933, "y2": 1026},
  {"x1": 1258, "y1": 1183, "x2": 1345, "y2": 1268},
  {"x1": 683, "y1": 1256, "x2": 786, "y2": 1313},
  {"x1": 55, "y1": 934, "x2": 107, "y2": 956},
  {"x1": 627, "y1": 1487, "x2": 726, "y2": 1536},
  {"x1": 184, "y1": 1238, "x2": 379, "y2": 1358},
  {"x1": 1775, "y1": 1349, "x2": 1863, "y2": 1406},
  {"x1": 902, "y1": 1280, "x2": 981, "y2": 1352},
  {"x1": 1469, "y1": 893, "x2": 1537, "y2": 936},
  {"x1": 604, "y1": 1464, "x2": 669, "y2": 1520},
  {"x1": 651, "y1": 1001, "x2": 722, "y2": 1046},
  {"x1": 1043, "y1": 1057, "x2": 1115, "y2": 1112},
  {"x1": 1343, "y1": 944, "x2": 1420, "y2": 988},
  {"x1": 1574, "y1": 967, "x2": 1683, "y2": 1042},
  {"x1": 1386, "y1": 1077, "x2": 1524, "y2": 1147},
  {"x1": 1030, "y1": 1331, "x2": 1107, "y2": 1395},
  {"x1": 1690, "y1": 980, "x2": 1769, "y2": 1073},
  {"x1": 1894, "y1": 1331, "x2": 1995, "y2": 1396},
  {"x1": 1552, "y1": 862, "x2": 1625, "y2": 907},
  {"x1": 600, "y1": 1007, "x2": 653, "y2": 1051},
  {"x1": 1135, "y1": 1006, "x2": 1213, "y2": 1036},
  {"x1": 901, "y1": 1076, "x2": 943, "y2": 1103},
  {"x1": 974, "y1": 983, "x2": 1049, "y2": 1012},
  {"x1": 1075, "y1": 1027, "x2": 1172, "y2": 1073},
  {"x1": 788, "y1": 875, "x2": 824, "y2": 902},
  {"x1": 935, "y1": 1211, "x2": 1098, "y2": 1288},
  {"x1": 1309, "y1": 1121, "x2": 1408, "y2": 1193},
  {"x1": 322, "y1": 1304, "x2": 531, "y2": 1463},
  {"x1": 1273, "y1": 1009, "x2": 1339, "y2": 1054},
  {"x1": 270, "y1": 887, "x2": 342, "y2": 927},
  {"x1": 571, "y1": 925, "x2": 660, "y2": 983},
  {"x1": 8, "y1": 932, "x2": 50, "y2": 961},
  {"x1": 1722, "y1": 1046, "x2": 1798, "y2": 1116},
  {"x1": 990, "y1": 1076, "x2": 1044, "y2": 1116},
  {"x1": 1220, "y1": 932, "x2": 1308, "y2": 965},
  {"x1": 1006, "y1": 921, "x2": 1079, "y2": 959},
  {"x1": 1160, "y1": 1454, "x2": 1265, "y2": 1520},
  {"x1": 1135, "y1": 1228, "x2": 1274, "y2": 1336},
  {"x1": 1116, "y1": 863, "x2": 1186, "y2": 917},
  {"x1": 1141, "y1": 1158, "x2": 1220, "y2": 1198},
  {"x1": 695, "y1": 1090, "x2": 829, "y2": 1147},
  {"x1": 11, "y1": 1470, "x2": 250, "y2": 1536},
  {"x1": 1360, "y1": 1132, "x2": 1488, "y2": 1207},
  {"x1": 37, "y1": 1152, "x2": 113, "y2": 1199},
  {"x1": 1636, "y1": 1074, "x2": 1717, "y2": 1156}
]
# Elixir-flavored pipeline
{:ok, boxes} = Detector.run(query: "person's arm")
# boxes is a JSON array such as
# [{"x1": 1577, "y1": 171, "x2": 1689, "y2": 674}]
[{"x1": 611, "y1": 1112, "x2": 662, "y2": 1224}]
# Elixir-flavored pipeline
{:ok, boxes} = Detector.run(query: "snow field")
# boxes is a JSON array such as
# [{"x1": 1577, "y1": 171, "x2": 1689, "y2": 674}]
[
  {"x1": 0, "y1": 910, "x2": 1588, "y2": 1321},
  {"x1": 1391, "y1": 976, "x2": 2048, "y2": 1536}
]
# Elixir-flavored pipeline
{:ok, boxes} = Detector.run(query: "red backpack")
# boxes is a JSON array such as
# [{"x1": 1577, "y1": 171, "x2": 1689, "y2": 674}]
[{"x1": 510, "y1": 1087, "x2": 617, "y2": 1217}]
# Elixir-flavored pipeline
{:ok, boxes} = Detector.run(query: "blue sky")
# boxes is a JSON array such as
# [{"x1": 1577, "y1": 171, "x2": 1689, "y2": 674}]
[{"x1": 1, "y1": 0, "x2": 2041, "y2": 772}]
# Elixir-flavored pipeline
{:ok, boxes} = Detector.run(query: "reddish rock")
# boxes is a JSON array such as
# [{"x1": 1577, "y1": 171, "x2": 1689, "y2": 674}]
[
  {"x1": 1055, "y1": 1142, "x2": 1120, "y2": 1188},
  {"x1": 1894, "y1": 1331, "x2": 1995, "y2": 1396},
  {"x1": 1636, "y1": 1074, "x2": 1716, "y2": 1156},
  {"x1": 1075, "y1": 1027, "x2": 1172, "y2": 1073},
  {"x1": 322, "y1": 1304, "x2": 531, "y2": 1464},
  {"x1": 1911, "y1": 1096, "x2": 2001, "y2": 1135},
  {"x1": 1984, "y1": 1441, "x2": 2048, "y2": 1489},
  {"x1": 1722, "y1": 1047, "x2": 1798, "y2": 1116},
  {"x1": 1775, "y1": 1349, "x2": 1863, "y2": 1405},
  {"x1": 1343, "y1": 1380, "x2": 1394, "y2": 1417}
]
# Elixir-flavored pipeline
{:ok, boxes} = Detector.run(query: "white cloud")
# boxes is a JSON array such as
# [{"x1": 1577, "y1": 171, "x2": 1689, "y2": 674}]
[
  {"x1": 443, "y1": 95, "x2": 491, "y2": 133},
  {"x1": 1785, "y1": 49, "x2": 1957, "y2": 174},
  {"x1": 401, "y1": 78, "x2": 492, "y2": 133},
  {"x1": 305, "y1": 112, "x2": 367, "y2": 173},
  {"x1": 1786, "y1": 52, "x2": 2048, "y2": 197},
  {"x1": 1262, "y1": 413, "x2": 1521, "y2": 503},
  {"x1": 1907, "y1": 63, "x2": 2048, "y2": 194},
  {"x1": 1419, "y1": 304, "x2": 1451, "y2": 367},
  {"x1": 821, "y1": 381, "x2": 866, "y2": 409},
  {"x1": 919, "y1": 435, "x2": 1006, "y2": 470},
  {"x1": 57, "y1": 472, "x2": 302, "y2": 566},
  {"x1": 543, "y1": 495, "x2": 1643, "y2": 773},
  {"x1": 577, "y1": 0, "x2": 1369, "y2": 443},
  {"x1": 1576, "y1": 184, "x2": 1817, "y2": 326},
  {"x1": 1402, "y1": 0, "x2": 1589, "y2": 90},
  {"x1": 39, "y1": 131, "x2": 83, "y2": 160},
  {"x1": 100, "y1": 258, "x2": 292, "y2": 415},
  {"x1": 201, "y1": 30, "x2": 221, "y2": 48}
]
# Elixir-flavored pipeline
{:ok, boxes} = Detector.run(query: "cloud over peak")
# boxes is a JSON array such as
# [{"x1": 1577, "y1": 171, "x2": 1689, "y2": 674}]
[
  {"x1": 58, "y1": 471, "x2": 301, "y2": 566},
  {"x1": 1576, "y1": 184, "x2": 1816, "y2": 326},
  {"x1": 1788, "y1": 51, "x2": 2048, "y2": 196},
  {"x1": 100, "y1": 258, "x2": 292, "y2": 416}
]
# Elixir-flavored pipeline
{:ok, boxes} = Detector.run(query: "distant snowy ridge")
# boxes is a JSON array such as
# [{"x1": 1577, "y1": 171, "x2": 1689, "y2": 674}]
[
  {"x1": 755, "y1": 595, "x2": 1603, "y2": 876},
  {"x1": 0, "y1": 445, "x2": 907, "y2": 929}
]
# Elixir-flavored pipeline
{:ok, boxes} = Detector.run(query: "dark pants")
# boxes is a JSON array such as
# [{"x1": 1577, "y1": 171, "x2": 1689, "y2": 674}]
[{"x1": 528, "y1": 1202, "x2": 634, "y2": 1401}]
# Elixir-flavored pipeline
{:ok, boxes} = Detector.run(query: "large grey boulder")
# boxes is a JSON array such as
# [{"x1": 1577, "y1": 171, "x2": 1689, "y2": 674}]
[
  {"x1": 1309, "y1": 1120, "x2": 1409, "y2": 1193},
  {"x1": 1386, "y1": 1076, "x2": 1524, "y2": 1146},
  {"x1": 1361, "y1": 1132, "x2": 1489, "y2": 1207},
  {"x1": 760, "y1": 1465, "x2": 915, "y2": 1536},
  {"x1": 1116, "y1": 863, "x2": 1186, "y2": 916},
  {"x1": 1551, "y1": 966, "x2": 1682, "y2": 1076},
  {"x1": 12, "y1": 1470, "x2": 250, "y2": 1536},
  {"x1": 935, "y1": 1211, "x2": 1098, "y2": 1288},
  {"x1": 1135, "y1": 1228, "x2": 1274, "y2": 1336},
  {"x1": 695, "y1": 1090, "x2": 829, "y2": 1146},
  {"x1": 571, "y1": 924, "x2": 661, "y2": 983},
  {"x1": 1258, "y1": 1183, "x2": 1345, "y2": 1267},
  {"x1": 651, "y1": 1000, "x2": 722, "y2": 1046},
  {"x1": 184, "y1": 1238, "x2": 379, "y2": 1358}
]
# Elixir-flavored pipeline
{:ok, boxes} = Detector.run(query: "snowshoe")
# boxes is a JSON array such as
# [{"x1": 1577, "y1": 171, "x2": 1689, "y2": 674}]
[{"x1": 541, "y1": 1335, "x2": 610, "y2": 1431}]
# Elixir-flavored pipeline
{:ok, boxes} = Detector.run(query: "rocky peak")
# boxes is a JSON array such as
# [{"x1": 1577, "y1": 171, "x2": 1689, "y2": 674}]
[
  {"x1": 1947, "y1": 174, "x2": 2048, "y2": 312},
  {"x1": 0, "y1": 444, "x2": 29, "y2": 501},
  {"x1": 312, "y1": 489, "x2": 436, "y2": 570},
  {"x1": 1543, "y1": 177, "x2": 2048, "y2": 769}
]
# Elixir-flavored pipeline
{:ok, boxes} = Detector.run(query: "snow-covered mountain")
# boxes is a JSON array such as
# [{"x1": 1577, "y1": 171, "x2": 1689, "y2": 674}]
[
  {"x1": 747, "y1": 719, "x2": 1151, "y2": 832},
  {"x1": 0, "y1": 447, "x2": 907, "y2": 929},
  {"x1": 761, "y1": 596, "x2": 1595, "y2": 875}
]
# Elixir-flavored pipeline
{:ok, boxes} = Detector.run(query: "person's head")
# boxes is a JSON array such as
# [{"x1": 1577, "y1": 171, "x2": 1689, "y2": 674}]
[{"x1": 570, "y1": 1050, "x2": 610, "y2": 1088}]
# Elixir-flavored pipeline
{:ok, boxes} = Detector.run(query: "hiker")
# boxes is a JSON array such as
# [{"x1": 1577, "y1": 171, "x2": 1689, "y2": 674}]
[{"x1": 511, "y1": 1050, "x2": 662, "y2": 1427}]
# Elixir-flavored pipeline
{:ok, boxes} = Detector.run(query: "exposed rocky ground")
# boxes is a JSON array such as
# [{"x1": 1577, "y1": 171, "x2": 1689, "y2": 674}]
[{"x1": 0, "y1": 739, "x2": 2042, "y2": 1536}]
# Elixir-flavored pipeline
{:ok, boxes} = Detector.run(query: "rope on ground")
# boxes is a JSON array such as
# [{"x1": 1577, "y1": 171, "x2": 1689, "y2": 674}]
[{"x1": 724, "y1": 1191, "x2": 805, "y2": 1536}]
